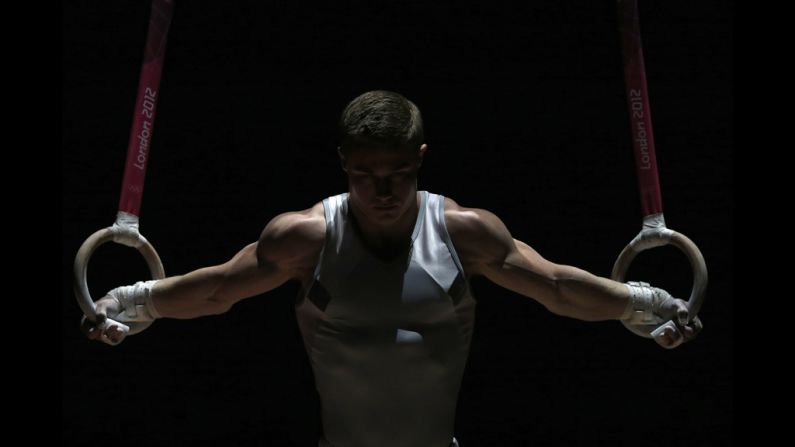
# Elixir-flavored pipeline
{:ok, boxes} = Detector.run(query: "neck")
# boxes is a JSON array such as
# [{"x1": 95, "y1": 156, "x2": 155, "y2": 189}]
[{"x1": 349, "y1": 191, "x2": 421, "y2": 249}]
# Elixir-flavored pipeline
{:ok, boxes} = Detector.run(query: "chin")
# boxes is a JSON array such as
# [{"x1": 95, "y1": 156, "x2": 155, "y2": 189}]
[{"x1": 369, "y1": 205, "x2": 402, "y2": 222}]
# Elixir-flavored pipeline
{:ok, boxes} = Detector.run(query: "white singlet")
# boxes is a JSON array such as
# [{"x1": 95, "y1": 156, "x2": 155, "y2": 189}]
[{"x1": 296, "y1": 191, "x2": 475, "y2": 447}]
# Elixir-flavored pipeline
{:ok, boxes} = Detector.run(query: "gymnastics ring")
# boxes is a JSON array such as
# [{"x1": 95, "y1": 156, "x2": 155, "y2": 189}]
[
  {"x1": 74, "y1": 218, "x2": 165, "y2": 337},
  {"x1": 611, "y1": 214, "x2": 708, "y2": 346}
]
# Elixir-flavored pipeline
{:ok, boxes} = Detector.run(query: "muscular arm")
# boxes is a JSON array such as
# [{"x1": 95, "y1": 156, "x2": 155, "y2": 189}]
[
  {"x1": 445, "y1": 199, "x2": 628, "y2": 321},
  {"x1": 149, "y1": 204, "x2": 325, "y2": 319}
]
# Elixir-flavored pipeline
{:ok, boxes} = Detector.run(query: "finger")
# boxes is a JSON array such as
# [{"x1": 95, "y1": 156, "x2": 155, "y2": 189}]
[
  {"x1": 103, "y1": 326, "x2": 126, "y2": 345},
  {"x1": 80, "y1": 314, "x2": 104, "y2": 338},
  {"x1": 89, "y1": 323, "x2": 110, "y2": 341},
  {"x1": 95, "y1": 300, "x2": 110, "y2": 316},
  {"x1": 108, "y1": 325, "x2": 124, "y2": 339},
  {"x1": 675, "y1": 301, "x2": 689, "y2": 327},
  {"x1": 104, "y1": 330, "x2": 119, "y2": 344},
  {"x1": 87, "y1": 326, "x2": 102, "y2": 340},
  {"x1": 665, "y1": 325, "x2": 679, "y2": 342},
  {"x1": 79, "y1": 315, "x2": 92, "y2": 337},
  {"x1": 656, "y1": 322, "x2": 686, "y2": 349},
  {"x1": 684, "y1": 316, "x2": 703, "y2": 340}
]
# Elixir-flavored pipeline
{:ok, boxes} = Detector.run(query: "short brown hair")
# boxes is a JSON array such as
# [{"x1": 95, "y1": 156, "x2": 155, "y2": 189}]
[{"x1": 337, "y1": 90, "x2": 424, "y2": 154}]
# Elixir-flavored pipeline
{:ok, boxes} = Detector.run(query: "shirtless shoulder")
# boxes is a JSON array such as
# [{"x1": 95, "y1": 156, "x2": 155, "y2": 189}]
[{"x1": 257, "y1": 201, "x2": 326, "y2": 282}]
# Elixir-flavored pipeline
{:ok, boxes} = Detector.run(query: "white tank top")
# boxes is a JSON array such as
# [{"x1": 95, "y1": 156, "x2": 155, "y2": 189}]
[{"x1": 295, "y1": 190, "x2": 476, "y2": 447}]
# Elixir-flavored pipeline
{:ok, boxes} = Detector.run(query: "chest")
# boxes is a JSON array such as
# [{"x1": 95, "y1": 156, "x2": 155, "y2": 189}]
[{"x1": 324, "y1": 257, "x2": 457, "y2": 327}]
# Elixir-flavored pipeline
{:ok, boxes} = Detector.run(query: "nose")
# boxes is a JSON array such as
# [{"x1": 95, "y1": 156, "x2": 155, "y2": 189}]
[{"x1": 374, "y1": 177, "x2": 393, "y2": 200}]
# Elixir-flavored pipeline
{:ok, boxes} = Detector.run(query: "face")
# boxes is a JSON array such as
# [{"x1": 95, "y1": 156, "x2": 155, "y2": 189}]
[{"x1": 340, "y1": 144, "x2": 427, "y2": 226}]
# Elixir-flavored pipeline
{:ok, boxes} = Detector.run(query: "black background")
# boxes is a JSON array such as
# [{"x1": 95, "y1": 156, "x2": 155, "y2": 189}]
[{"x1": 63, "y1": 1, "x2": 732, "y2": 445}]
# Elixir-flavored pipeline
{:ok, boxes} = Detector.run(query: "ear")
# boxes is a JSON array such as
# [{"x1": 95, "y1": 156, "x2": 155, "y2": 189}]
[
  {"x1": 417, "y1": 143, "x2": 428, "y2": 167},
  {"x1": 337, "y1": 146, "x2": 348, "y2": 172}
]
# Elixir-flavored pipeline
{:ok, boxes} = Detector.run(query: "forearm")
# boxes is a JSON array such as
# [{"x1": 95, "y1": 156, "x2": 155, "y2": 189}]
[
  {"x1": 553, "y1": 265, "x2": 630, "y2": 321},
  {"x1": 148, "y1": 242, "x2": 291, "y2": 319},
  {"x1": 505, "y1": 239, "x2": 630, "y2": 321},
  {"x1": 150, "y1": 266, "x2": 229, "y2": 319}
]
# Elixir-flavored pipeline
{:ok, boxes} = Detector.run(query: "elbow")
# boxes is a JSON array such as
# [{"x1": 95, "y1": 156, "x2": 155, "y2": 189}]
[
  {"x1": 542, "y1": 278, "x2": 570, "y2": 318},
  {"x1": 539, "y1": 266, "x2": 570, "y2": 316},
  {"x1": 205, "y1": 272, "x2": 234, "y2": 315},
  {"x1": 205, "y1": 296, "x2": 234, "y2": 315},
  {"x1": 204, "y1": 265, "x2": 242, "y2": 315}
]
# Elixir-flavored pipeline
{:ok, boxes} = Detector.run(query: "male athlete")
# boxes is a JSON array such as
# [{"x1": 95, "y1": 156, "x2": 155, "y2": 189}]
[{"x1": 82, "y1": 90, "x2": 703, "y2": 447}]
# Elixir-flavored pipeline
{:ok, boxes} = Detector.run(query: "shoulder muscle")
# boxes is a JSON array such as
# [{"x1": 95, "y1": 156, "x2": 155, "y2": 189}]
[
  {"x1": 443, "y1": 197, "x2": 515, "y2": 276},
  {"x1": 257, "y1": 201, "x2": 326, "y2": 273}
]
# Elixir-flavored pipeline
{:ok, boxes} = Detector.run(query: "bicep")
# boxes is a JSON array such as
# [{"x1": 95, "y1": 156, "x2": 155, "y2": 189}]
[
  {"x1": 214, "y1": 210, "x2": 323, "y2": 307},
  {"x1": 211, "y1": 241, "x2": 294, "y2": 308},
  {"x1": 464, "y1": 210, "x2": 564, "y2": 312},
  {"x1": 457, "y1": 208, "x2": 555, "y2": 278}
]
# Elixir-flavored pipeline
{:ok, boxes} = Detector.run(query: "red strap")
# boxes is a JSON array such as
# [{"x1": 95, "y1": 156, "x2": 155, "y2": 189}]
[
  {"x1": 118, "y1": 0, "x2": 175, "y2": 216},
  {"x1": 617, "y1": 0, "x2": 663, "y2": 217}
]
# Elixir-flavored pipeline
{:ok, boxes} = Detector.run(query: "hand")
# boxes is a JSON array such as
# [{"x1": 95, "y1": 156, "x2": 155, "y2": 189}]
[
  {"x1": 79, "y1": 281, "x2": 160, "y2": 346},
  {"x1": 80, "y1": 293, "x2": 130, "y2": 346},
  {"x1": 622, "y1": 281, "x2": 704, "y2": 348},
  {"x1": 652, "y1": 296, "x2": 703, "y2": 347}
]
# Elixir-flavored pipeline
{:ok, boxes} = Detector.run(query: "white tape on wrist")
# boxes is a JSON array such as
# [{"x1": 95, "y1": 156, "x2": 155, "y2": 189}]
[
  {"x1": 621, "y1": 281, "x2": 668, "y2": 324},
  {"x1": 115, "y1": 279, "x2": 162, "y2": 322}
]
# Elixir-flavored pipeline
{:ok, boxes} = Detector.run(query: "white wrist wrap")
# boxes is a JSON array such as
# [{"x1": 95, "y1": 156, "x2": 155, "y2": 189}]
[
  {"x1": 621, "y1": 281, "x2": 670, "y2": 324},
  {"x1": 113, "y1": 279, "x2": 162, "y2": 322}
]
